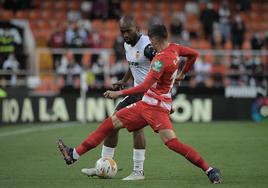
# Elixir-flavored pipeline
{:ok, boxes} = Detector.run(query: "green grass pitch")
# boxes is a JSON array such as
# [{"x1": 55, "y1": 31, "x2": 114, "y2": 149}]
[{"x1": 0, "y1": 121, "x2": 268, "y2": 188}]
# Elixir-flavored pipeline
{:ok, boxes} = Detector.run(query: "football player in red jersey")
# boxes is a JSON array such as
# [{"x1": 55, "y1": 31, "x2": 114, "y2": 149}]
[{"x1": 57, "y1": 24, "x2": 222, "y2": 184}]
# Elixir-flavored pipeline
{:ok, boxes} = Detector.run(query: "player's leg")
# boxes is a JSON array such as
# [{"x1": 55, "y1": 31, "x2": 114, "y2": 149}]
[
  {"x1": 101, "y1": 95, "x2": 142, "y2": 159},
  {"x1": 81, "y1": 95, "x2": 143, "y2": 177},
  {"x1": 122, "y1": 129, "x2": 146, "y2": 180},
  {"x1": 144, "y1": 108, "x2": 221, "y2": 184},
  {"x1": 57, "y1": 115, "x2": 123, "y2": 165},
  {"x1": 58, "y1": 101, "x2": 146, "y2": 165},
  {"x1": 159, "y1": 129, "x2": 221, "y2": 184},
  {"x1": 105, "y1": 95, "x2": 146, "y2": 180}
]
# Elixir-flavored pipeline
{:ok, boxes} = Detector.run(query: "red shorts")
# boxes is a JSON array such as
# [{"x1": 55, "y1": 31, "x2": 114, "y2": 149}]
[{"x1": 115, "y1": 101, "x2": 173, "y2": 133}]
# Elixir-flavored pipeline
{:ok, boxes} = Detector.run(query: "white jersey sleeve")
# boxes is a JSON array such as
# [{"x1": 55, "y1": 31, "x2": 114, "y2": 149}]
[{"x1": 124, "y1": 35, "x2": 151, "y2": 86}]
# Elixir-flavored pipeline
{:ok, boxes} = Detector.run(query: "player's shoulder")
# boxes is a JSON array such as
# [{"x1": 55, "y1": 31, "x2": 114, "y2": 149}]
[
  {"x1": 140, "y1": 34, "x2": 150, "y2": 42},
  {"x1": 153, "y1": 53, "x2": 167, "y2": 67},
  {"x1": 138, "y1": 35, "x2": 151, "y2": 47}
]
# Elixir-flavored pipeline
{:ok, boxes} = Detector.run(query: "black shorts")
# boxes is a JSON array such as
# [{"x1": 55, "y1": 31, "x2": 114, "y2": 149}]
[{"x1": 115, "y1": 94, "x2": 143, "y2": 111}]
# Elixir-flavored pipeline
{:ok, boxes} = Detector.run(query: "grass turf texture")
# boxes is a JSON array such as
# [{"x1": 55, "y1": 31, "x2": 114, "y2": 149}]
[{"x1": 0, "y1": 121, "x2": 268, "y2": 188}]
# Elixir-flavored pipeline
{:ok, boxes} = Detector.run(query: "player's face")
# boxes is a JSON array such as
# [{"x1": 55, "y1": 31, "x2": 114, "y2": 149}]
[
  {"x1": 120, "y1": 25, "x2": 138, "y2": 45},
  {"x1": 149, "y1": 36, "x2": 158, "y2": 51}
]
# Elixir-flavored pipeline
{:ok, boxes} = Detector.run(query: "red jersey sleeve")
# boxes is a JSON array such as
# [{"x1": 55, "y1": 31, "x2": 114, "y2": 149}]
[
  {"x1": 148, "y1": 57, "x2": 165, "y2": 80},
  {"x1": 173, "y1": 44, "x2": 199, "y2": 74},
  {"x1": 121, "y1": 73, "x2": 158, "y2": 96},
  {"x1": 121, "y1": 57, "x2": 165, "y2": 96}
]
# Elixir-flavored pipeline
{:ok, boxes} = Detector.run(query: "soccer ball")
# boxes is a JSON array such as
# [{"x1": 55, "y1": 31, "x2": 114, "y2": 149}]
[{"x1": 95, "y1": 157, "x2": 118, "y2": 178}]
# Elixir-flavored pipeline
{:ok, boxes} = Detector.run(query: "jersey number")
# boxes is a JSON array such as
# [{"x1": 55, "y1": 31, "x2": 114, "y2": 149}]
[{"x1": 169, "y1": 70, "x2": 178, "y2": 93}]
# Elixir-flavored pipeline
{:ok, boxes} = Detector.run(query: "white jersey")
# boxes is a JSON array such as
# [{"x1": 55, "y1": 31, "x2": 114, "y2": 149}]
[{"x1": 124, "y1": 35, "x2": 151, "y2": 86}]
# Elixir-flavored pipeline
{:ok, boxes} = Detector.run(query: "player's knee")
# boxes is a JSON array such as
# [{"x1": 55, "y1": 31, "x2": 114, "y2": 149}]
[
  {"x1": 111, "y1": 115, "x2": 123, "y2": 129},
  {"x1": 159, "y1": 129, "x2": 177, "y2": 143}
]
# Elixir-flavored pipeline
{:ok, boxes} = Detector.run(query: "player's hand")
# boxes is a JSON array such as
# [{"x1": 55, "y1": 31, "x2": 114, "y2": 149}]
[
  {"x1": 104, "y1": 90, "x2": 122, "y2": 99},
  {"x1": 112, "y1": 80, "x2": 125, "y2": 90},
  {"x1": 175, "y1": 72, "x2": 185, "y2": 85}
]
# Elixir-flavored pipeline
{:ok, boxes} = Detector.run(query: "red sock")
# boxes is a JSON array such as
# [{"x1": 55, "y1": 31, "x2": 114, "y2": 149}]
[
  {"x1": 165, "y1": 138, "x2": 209, "y2": 171},
  {"x1": 75, "y1": 117, "x2": 114, "y2": 155}
]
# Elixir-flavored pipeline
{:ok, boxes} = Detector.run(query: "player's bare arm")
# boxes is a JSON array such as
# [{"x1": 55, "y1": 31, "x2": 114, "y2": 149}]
[
  {"x1": 104, "y1": 72, "x2": 158, "y2": 99},
  {"x1": 112, "y1": 68, "x2": 133, "y2": 90}
]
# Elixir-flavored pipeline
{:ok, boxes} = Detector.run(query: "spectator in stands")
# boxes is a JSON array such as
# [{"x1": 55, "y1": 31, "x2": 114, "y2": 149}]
[
  {"x1": 211, "y1": 23, "x2": 224, "y2": 49},
  {"x1": 170, "y1": 12, "x2": 184, "y2": 43},
  {"x1": 64, "y1": 22, "x2": 76, "y2": 47},
  {"x1": 91, "y1": 54, "x2": 106, "y2": 88},
  {"x1": 73, "y1": 22, "x2": 89, "y2": 48},
  {"x1": 242, "y1": 55, "x2": 264, "y2": 86},
  {"x1": 108, "y1": 0, "x2": 121, "y2": 19},
  {"x1": 250, "y1": 32, "x2": 264, "y2": 50},
  {"x1": 111, "y1": 34, "x2": 128, "y2": 81},
  {"x1": 3, "y1": 0, "x2": 32, "y2": 12},
  {"x1": 218, "y1": 1, "x2": 231, "y2": 46},
  {"x1": 180, "y1": 30, "x2": 191, "y2": 46},
  {"x1": 200, "y1": 2, "x2": 219, "y2": 41},
  {"x1": 87, "y1": 29, "x2": 104, "y2": 78},
  {"x1": 2, "y1": 54, "x2": 19, "y2": 86},
  {"x1": 194, "y1": 57, "x2": 212, "y2": 87},
  {"x1": 113, "y1": 35, "x2": 124, "y2": 63},
  {"x1": 90, "y1": 0, "x2": 108, "y2": 20},
  {"x1": 236, "y1": 0, "x2": 251, "y2": 12},
  {"x1": 67, "y1": 10, "x2": 82, "y2": 22},
  {"x1": 228, "y1": 52, "x2": 243, "y2": 86},
  {"x1": 88, "y1": 29, "x2": 103, "y2": 48},
  {"x1": 231, "y1": 15, "x2": 246, "y2": 49},
  {"x1": 48, "y1": 29, "x2": 65, "y2": 68},
  {"x1": 148, "y1": 12, "x2": 164, "y2": 26},
  {"x1": 265, "y1": 31, "x2": 268, "y2": 49},
  {"x1": 81, "y1": 0, "x2": 92, "y2": 18},
  {"x1": 56, "y1": 51, "x2": 82, "y2": 88},
  {"x1": 210, "y1": 60, "x2": 227, "y2": 87},
  {"x1": 185, "y1": 1, "x2": 199, "y2": 15}
]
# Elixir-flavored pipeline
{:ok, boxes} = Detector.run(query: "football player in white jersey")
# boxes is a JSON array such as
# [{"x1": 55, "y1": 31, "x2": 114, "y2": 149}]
[{"x1": 81, "y1": 15, "x2": 156, "y2": 180}]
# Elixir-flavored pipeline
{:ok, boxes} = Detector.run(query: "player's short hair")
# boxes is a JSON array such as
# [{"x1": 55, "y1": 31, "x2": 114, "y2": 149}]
[
  {"x1": 120, "y1": 15, "x2": 137, "y2": 27},
  {"x1": 148, "y1": 24, "x2": 168, "y2": 40}
]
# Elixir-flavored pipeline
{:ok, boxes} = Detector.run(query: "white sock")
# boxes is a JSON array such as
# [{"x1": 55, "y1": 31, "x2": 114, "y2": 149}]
[
  {"x1": 101, "y1": 145, "x2": 115, "y2": 158},
  {"x1": 133, "y1": 149, "x2": 145, "y2": 172},
  {"x1": 206, "y1": 167, "x2": 213, "y2": 174},
  {"x1": 73, "y1": 148, "x2": 80, "y2": 160}
]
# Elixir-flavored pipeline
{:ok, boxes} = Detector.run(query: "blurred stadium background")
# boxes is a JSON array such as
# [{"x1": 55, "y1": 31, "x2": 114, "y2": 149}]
[
  {"x1": 0, "y1": 1, "x2": 268, "y2": 188},
  {"x1": 0, "y1": 0, "x2": 267, "y2": 124}
]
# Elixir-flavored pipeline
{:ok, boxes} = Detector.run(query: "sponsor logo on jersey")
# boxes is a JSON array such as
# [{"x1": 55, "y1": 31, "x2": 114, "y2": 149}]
[
  {"x1": 136, "y1": 51, "x2": 140, "y2": 59},
  {"x1": 152, "y1": 60, "x2": 163, "y2": 72}
]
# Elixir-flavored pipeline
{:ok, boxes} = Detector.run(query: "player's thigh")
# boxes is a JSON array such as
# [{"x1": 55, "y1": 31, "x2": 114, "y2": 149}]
[
  {"x1": 115, "y1": 102, "x2": 147, "y2": 132},
  {"x1": 142, "y1": 106, "x2": 173, "y2": 133},
  {"x1": 158, "y1": 129, "x2": 177, "y2": 143},
  {"x1": 115, "y1": 94, "x2": 143, "y2": 111}
]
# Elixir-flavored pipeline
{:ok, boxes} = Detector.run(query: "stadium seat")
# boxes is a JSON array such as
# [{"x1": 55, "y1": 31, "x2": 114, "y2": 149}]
[
  {"x1": 28, "y1": 10, "x2": 41, "y2": 21},
  {"x1": 42, "y1": 1, "x2": 54, "y2": 10},
  {"x1": 40, "y1": 10, "x2": 54, "y2": 20},
  {"x1": 0, "y1": 10, "x2": 14, "y2": 20},
  {"x1": 54, "y1": 1, "x2": 67, "y2": 10},
  {"x1": 121, "y1": 1, "x2": 132, "y2": 13},
  {"x1": 144, "y1": 1, "x2": 156, "y2": 12},
  {"x1": 54, "y1": 12, "x2": 67, "y2": 20},
  {"x1": 92, "y1": 20, "x2": 104, "y2": 31},
  {"x1": 68, "y1": 1, "x2": 81, "y2": 11},
  {"x1": 15, "y1": 11, "x2": 29, "y2": 19},
  {"x1": 105, "y1": 20, "x2": 118, "y2": 31},
  {"x1": 37, "y1": 20, "x2": 50, "y2": 30}
]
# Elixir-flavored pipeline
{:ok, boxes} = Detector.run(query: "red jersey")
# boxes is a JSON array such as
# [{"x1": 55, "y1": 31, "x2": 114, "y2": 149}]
[{"x1": 122, "y1": 43, "x2": 199, "y2": 111}]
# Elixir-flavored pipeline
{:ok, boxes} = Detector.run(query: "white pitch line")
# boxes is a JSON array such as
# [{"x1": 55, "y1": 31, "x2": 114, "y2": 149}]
[{"x1": 0, "y1": 122, "x2": 84, "y2": 137}]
